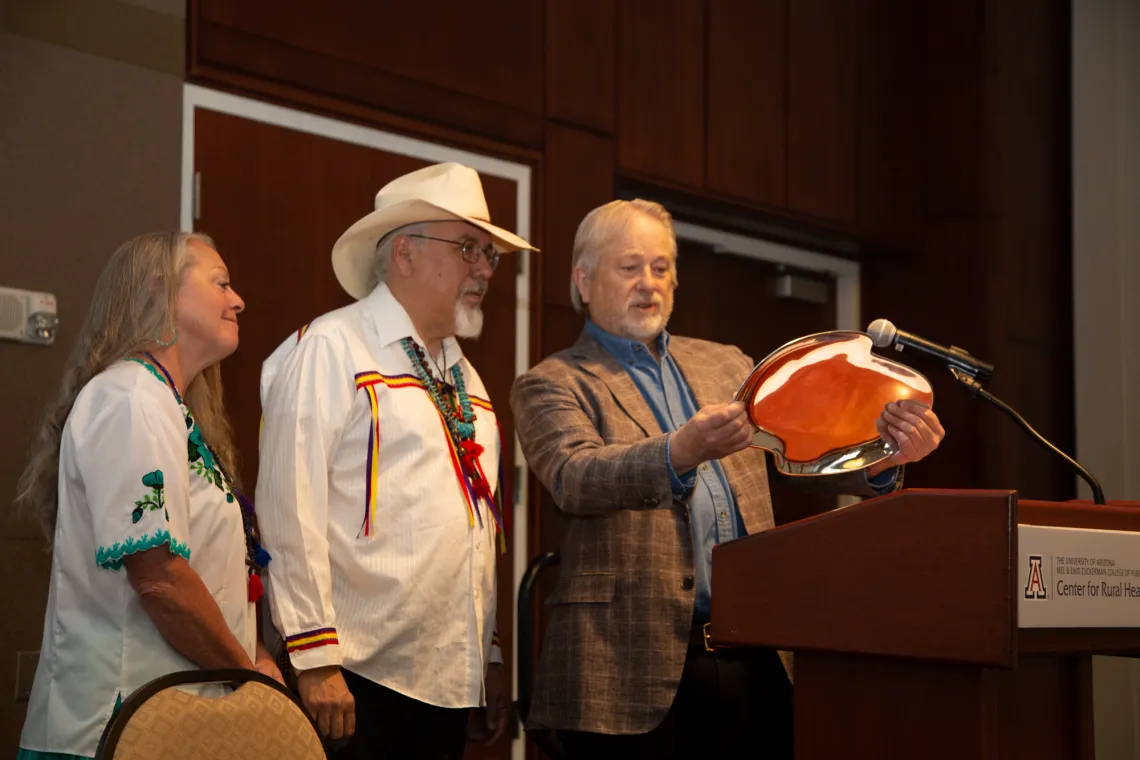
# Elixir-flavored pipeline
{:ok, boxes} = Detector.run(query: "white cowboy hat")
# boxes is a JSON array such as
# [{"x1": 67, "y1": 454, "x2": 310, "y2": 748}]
[{"x1": 331, "y1": 162, "x2": 537, "y2": 299}]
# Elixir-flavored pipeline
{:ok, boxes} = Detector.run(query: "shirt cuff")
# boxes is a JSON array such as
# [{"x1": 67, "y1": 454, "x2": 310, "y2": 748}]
[
  {"x1": 284, "y1": 626, "x2": 343, "y2": 671},
  {"x1": 666, "y1": 434, "x2": 697, "y2": 498},
  {"x1": 866, "y1": 466, "x2": 900, "y2": 495}
]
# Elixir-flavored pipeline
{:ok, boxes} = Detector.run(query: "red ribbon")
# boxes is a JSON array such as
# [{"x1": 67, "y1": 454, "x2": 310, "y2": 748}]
[{"x1": 458, "y1": 440, "x2": 492, "y2": 499}]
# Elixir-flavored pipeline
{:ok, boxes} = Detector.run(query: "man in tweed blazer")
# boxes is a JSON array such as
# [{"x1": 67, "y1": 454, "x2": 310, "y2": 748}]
[{"x1": 511, "y1": 199, "x2": 946, "y2": 759}]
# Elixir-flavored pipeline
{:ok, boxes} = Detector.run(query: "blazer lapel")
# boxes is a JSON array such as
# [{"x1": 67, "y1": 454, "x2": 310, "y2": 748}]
[{"x1": 569, "y1": 331, "x2": 662, "y2": 436}]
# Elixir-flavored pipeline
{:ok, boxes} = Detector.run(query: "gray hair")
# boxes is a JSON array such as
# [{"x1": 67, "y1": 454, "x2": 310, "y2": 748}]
[
  {"x1": 366, "y1": 222, "x2": 429, "y2": 293},
  {"x1": 569, "y1": 199, "x2": 678, "y2": 314}
]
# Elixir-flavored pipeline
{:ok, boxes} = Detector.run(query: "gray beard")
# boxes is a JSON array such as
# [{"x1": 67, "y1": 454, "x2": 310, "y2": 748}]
[{"x1": 454, "y1": 301, "x2": 484, "y2": 338}]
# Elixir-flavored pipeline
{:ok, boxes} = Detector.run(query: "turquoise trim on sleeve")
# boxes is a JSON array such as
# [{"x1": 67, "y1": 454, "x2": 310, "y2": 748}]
[
  {"x1": 95, "y1": 528, "x2": 191, "y2": 571},
  {"x1": 17, "y1": 749, "x2": 92, "y2": 760}
]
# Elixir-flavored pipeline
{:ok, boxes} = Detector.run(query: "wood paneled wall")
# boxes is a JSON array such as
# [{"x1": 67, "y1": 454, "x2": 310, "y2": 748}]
[
  {"x1": 190, "y1": 0, "x2": 1074, "y2": 507},
  {"x1": 188, "y1": 0, "x2": 1076, "y2": 696}
]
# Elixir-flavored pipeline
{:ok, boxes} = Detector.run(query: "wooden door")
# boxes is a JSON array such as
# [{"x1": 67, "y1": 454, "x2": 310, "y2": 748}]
[{"x1": 194, "y1": 107, "x2": 520, "y2": 759}]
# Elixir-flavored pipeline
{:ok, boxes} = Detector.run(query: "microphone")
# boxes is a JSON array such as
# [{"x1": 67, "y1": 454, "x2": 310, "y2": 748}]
[
  {"x1": 865, "y1": 318, "x2": 1107, "y2": 504},
  {"x1": 866, "y1": 318, "x2": 994, "y2": 381}
]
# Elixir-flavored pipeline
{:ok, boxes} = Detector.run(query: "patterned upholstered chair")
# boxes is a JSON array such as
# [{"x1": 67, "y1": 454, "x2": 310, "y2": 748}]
[{"x1": 95, "y1": 669, "x2": 326, "y2": 760}]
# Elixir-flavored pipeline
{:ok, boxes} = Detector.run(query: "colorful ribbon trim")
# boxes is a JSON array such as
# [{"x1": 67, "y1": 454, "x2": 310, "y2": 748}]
[
  {"x1": 353, "y1": 372, "x2": 425, "y2": 536},
  {"x1": 352, "y1": 371, "x2": 503, "y2": 550},
  {"x1": 361, "y1": 384, "x2": 381, "y2": 537},
  {"x1": 285, "y1": 627, "x2": 339, "y2": 653},
  {"x1": 430, "y1": 397, "x2": 505, "y2": 550},
  {"x1": 355, "y1": 371, "x2": 424, "y2": 391}
]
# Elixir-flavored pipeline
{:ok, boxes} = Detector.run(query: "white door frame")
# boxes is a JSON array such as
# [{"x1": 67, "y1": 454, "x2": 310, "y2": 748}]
[
  {"x1": 672, "y1": 220, "x2": 862, "y2": 331},
  {"x1": 181, "y1": 84, "x2": 533, "y2": 760}
]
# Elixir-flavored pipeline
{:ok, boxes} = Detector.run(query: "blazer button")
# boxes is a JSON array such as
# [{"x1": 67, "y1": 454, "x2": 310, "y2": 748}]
[
  {"x1": 682, "y1": 575, "x2": 695, "y2": 590},
  {"x1": 641, "y1": 496, "x2": 660, "y2": 507}
]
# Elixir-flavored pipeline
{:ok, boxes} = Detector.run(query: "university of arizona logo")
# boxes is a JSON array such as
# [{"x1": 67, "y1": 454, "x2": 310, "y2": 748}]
[{"x1": 1024, "y1": 555, "x2": 1048, "y2": 600}]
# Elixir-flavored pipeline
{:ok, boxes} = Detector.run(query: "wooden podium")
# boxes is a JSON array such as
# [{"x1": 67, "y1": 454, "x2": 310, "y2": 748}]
[{"x1": 709, "y1": 489, "x2": 1140, "y2": 760}]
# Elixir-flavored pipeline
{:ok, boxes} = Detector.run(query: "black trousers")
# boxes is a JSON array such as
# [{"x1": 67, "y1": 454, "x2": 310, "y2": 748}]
[
  {"x1": 559, "y1": 637, "x2": 793, "y2": 760},
  {"x1": 333, "y1": 669, "x2": 470, "y2": 760}
]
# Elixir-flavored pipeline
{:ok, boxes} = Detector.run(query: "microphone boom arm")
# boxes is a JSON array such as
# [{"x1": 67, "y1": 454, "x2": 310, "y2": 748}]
[{"x1": 949, "y1": 368, "x2": 1107, "y2": 505}]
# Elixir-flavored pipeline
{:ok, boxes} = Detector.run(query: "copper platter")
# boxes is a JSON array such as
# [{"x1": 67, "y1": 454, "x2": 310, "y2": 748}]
[{"x1": 734, "y1": 331, "x2": 934, "y2": 475}]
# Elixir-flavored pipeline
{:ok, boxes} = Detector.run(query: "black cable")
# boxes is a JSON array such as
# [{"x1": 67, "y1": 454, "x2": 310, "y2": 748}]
[{"x1": 950, "y1": 368, "x2": 1106, "y2": 505}]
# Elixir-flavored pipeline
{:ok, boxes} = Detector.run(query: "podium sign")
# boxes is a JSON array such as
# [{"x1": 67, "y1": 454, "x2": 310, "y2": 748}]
[{"x1": 1019, "y1": 524, "x2": 1140, "y2": 628}]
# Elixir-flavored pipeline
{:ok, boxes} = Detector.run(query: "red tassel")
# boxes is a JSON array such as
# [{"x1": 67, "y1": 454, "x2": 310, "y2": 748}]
[
  {"x1": 458, "y1": 441, "x2": 485, "y2": 478},
  {"x1": 456, "y1": 440, "x2": 492, "y2": 499},
  {"x1": 471, "y1": 474, "x2": 492, "y2": 499},
  {"x1": 248, "y1": 573, "x2": 264, "y2": 603}
]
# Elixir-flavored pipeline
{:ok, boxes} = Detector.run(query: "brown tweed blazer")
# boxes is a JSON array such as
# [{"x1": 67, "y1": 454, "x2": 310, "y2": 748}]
[{"x1": 511, "y1": 330, "x2": 887, "y2": 735}]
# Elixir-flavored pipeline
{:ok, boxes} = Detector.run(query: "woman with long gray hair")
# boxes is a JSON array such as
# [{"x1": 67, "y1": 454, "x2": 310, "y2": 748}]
[{"x1": 16, "y1": 232, "x2": 282, "y2": 760}]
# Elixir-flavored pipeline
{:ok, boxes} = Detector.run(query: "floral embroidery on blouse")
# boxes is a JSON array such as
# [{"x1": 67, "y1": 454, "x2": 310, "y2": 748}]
[
  {"x1": 126, "y1": 357, "x2": 232, "y2": 499},
  {"x1": 188, "y1": 423, "x2": 226, "y2": 493},
  {"x1": 131, "y1": 470, "x2": 167, "y2": 524},
  {"x1": 94, "y1": 359, "x2": 249, "y2": 576},
  {"x1": 94, "y1": 359, "x2": 233, "y2": 570}
]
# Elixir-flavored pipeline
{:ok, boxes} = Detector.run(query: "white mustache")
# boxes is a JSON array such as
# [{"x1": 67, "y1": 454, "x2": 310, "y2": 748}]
[{"x1": 461, "y1": 285, "x2": 487, "y2": 297}]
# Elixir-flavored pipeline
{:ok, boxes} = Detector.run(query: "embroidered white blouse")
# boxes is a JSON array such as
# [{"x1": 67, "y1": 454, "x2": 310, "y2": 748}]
[
  {"x1": 19, "y1": 361, "x2": 256, "y2": 758},
  {"x1": 256, "y1": 283, "x2": 502, "y2": 709}
]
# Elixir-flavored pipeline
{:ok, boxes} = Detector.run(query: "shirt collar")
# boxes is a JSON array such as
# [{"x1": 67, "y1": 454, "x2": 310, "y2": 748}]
[
  {"x1": 364, "y1": 283, "x2": 463, "y2": 369},
  {"x1": 585, "y1": 319, "x2": 670, "y2": 364}
]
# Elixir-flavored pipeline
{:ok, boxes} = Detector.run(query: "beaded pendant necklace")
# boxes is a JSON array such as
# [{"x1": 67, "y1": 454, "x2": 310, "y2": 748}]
[{"x1": 400, "y1": 338, "x2": 504, "y2": 547}]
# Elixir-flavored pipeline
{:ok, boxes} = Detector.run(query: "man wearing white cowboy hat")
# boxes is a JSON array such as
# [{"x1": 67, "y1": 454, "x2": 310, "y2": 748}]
[{"x1": 256, "y1": 162, "x2": 536, "y2": 759}]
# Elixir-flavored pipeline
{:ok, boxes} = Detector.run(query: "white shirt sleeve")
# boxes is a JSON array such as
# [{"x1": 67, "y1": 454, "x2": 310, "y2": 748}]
[
  {"x1": 75, "y1": 385, "x2": 193, "y2": 571},
  {"x1": 256, "y1": 333, "x2": 355, "y2": 670},
  {"x1": 260, "y1": 328, "x2": 307, "y2": 409}
]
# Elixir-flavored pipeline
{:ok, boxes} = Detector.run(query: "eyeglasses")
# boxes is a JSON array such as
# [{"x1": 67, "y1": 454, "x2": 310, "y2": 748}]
[{"x1": 406, "y1": 234, "x2": 501, "y2": 271}]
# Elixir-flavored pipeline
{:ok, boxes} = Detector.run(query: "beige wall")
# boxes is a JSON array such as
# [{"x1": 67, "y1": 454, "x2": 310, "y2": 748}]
[
  {"x1": 0, "y1": 0, "x2": 184, "y2": 749},
  {"x1": 1073, "y1": 0, "x2": 1140, "y2": 757}
]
